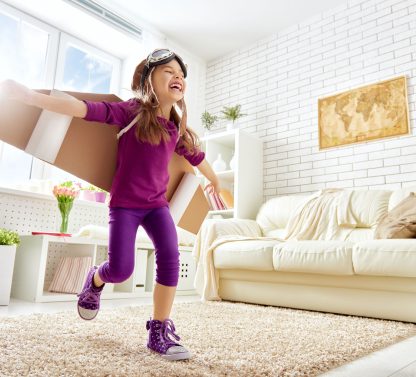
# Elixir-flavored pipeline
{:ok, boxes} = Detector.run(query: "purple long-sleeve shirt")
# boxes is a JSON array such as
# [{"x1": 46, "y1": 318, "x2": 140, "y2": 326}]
[{"x1": 83, "y1": 99, "x2": 205, "y2": 209}]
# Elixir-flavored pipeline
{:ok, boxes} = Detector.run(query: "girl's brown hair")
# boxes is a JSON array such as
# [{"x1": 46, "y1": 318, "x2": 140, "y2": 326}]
[{"x1": 130, "y1": 59, "x2": 201, "y2": 155}]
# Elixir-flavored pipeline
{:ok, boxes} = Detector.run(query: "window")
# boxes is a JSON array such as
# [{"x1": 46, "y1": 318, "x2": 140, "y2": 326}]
[
  {"x1": 0, "y1": 7, "x2": 55, "y2": 87},
  {"x1": 0, "y1": 2, "x2": 121, "y2": 188},
  {"x1": 56, "y1": 34, "x2": 120, "y2": 93},
  {"x1": 0, "y1": 4, "x2": 57, "y2": 186},
  {"x1": 35, "y1": 33, "x2": 121, "y2": 184}
]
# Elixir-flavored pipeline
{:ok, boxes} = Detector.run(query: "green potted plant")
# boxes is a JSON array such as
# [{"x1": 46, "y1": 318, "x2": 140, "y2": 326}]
[
  {"x1": 0, "y1": 228, "x2": 20, "y2": 305},
  {"x1": 221, "y1": 104, "x2": 246, "y2": 131},
  {"x1": 201, "y1": 111, "x2": 218, "y2": 134}
]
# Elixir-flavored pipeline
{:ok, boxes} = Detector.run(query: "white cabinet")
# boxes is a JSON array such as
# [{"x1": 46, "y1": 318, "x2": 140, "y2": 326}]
[
  {"x1": 200, "y1": 129, "x2": 263, "y2": 220},
  {"x1": 11, "y1": 235, "x2": 195, "y2": 303}
]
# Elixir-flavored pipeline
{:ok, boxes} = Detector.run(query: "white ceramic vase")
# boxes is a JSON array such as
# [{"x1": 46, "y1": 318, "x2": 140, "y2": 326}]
[
  {"x1": 212, "y1": 153, "x2": 226, "y2": 172},
  {"x1": 226, "y1": 122, "x2": 235, "y2": 131}
]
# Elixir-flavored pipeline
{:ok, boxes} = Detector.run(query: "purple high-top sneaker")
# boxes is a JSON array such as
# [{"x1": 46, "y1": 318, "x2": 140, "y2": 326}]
[
  {"x1": 77, "y1": 266, "x2": 104, "y2": 320},
  {"x1": 146, "y1": 318, "x2": 191, "y2": 361}
]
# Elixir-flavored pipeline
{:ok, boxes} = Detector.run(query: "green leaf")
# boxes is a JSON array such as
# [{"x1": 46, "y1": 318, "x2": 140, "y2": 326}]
[
  {"x1": 201, "y1": 111, "x2": 218, "y2": 130},
  {"x1": 0, "y1": 228, "x2": 20, "y2": 246},
  {"x1": 220, "y1": 104, "x2": 247, "y2": 122}
]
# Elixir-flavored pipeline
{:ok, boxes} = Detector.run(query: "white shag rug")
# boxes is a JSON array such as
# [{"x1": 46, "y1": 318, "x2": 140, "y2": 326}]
[{"x1": 1, "y1": 301, "x2": 415, "y2": 377}]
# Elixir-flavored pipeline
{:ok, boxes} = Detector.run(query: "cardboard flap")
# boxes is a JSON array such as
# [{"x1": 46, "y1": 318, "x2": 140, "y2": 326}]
[
  {"x1": 178, "y1": 186, "x2": 210, "y2": 234},
  {"x1": 52, "y1": 91, "x2": 122, "y2": 192},
  {"x1": 0, "y1": 98, "x2": 43, "y2": 149}
]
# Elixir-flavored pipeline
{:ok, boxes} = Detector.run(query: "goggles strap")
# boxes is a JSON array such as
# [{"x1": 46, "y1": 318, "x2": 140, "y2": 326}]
[{"x1": 117, "y1": 114, "x2": 140, "y2": 139}]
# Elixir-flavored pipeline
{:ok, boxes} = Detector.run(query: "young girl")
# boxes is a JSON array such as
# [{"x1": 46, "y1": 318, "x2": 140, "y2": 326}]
[{"x1": 0, "y1": 48, "x2": 220, "y2": 361}]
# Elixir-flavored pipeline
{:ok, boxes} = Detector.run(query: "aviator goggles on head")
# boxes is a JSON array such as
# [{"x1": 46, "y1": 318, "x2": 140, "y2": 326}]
[{"x1": 140, "y1": 48, "x2": 187, "y2": 91}]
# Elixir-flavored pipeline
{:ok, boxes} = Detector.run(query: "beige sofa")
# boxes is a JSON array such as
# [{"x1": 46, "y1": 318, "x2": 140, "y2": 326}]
[{"x1": 193, "y1": 188, "x2": 416, "y2": 323}]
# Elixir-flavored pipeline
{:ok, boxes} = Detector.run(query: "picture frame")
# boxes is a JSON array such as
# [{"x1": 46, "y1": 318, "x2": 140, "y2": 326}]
[{"x1": 318, "y1": 75, "x2": 410, "y2": 149}]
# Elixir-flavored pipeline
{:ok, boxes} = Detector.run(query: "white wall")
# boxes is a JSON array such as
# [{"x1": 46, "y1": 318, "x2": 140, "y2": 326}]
[
  {"x1": 97, "y1": 21, "x2": 207, "y2": 135},
  {"x1": 205, "y1": 0, "x2": 416, "y2": 201},
  {"x1": 167, "y1": 39, "x2": 207, "y2": 136}
]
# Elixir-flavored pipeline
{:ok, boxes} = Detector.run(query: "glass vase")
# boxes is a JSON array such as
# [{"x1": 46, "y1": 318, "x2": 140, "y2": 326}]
[{"x1": 58, "y1": 201, "x2": 73, "y2": 233}]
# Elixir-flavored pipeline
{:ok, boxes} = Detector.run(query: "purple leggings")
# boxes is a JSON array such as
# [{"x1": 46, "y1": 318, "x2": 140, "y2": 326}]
[{"x1": 98, "y1": 206, "x2": 179, "y2": 287}]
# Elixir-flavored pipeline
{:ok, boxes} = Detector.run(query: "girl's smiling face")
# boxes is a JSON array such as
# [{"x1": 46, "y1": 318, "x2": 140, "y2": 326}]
[{"x1": 152, "y1": 59, "x2": 186, "y2": 105}]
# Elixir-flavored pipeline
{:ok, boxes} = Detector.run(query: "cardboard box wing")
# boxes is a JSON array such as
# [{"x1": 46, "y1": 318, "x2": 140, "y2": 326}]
[{"x1": 0, "y1": 90, "x2": 209, "y2": 234}]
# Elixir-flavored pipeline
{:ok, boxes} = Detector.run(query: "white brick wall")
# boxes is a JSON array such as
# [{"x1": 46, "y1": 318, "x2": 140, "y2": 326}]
[{"x1": 205, "y1": 0, "x2": 416, "y2": 201}]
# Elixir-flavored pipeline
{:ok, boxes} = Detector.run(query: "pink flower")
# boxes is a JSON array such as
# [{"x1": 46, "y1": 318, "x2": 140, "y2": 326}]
[{"x1": 52, "y1": 182, "x2": 79, "y2": 204}]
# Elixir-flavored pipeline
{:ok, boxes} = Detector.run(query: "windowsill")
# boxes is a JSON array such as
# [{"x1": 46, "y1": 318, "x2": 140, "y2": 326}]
[{"x1": 0, "y1": 186, "x2": 107, "y2": 208}]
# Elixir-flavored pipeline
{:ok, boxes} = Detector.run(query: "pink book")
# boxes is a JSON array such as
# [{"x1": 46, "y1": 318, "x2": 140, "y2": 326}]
[
  {"x1": 210, "y1": 191, "x2": 220, "y2": 210},
  {"x1": 213, "y1": 192, "x2": 225, "y2": 210}
]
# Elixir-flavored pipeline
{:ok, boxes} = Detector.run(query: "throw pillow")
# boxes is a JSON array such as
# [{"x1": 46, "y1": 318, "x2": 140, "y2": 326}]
[
  {"x1": 374, "y1": 193, "x2": 416, "y2": 239},
  {"x1": 48, "y1": 256, "x2": 92, "y2": 294}
]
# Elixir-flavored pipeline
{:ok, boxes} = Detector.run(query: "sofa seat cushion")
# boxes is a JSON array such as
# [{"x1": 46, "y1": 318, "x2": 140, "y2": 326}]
[
  {"x1": 273, "y1": 240, "x2": 354, "y2": 275},
  {"x1": 213, "y1": 240, "x2": 279, "y2": 271},
  {"x1": 353, "y1": 239, "x2": 416, "y2": 278}
]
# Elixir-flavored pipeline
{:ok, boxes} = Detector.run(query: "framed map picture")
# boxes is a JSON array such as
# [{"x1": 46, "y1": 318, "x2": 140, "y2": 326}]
[{"x1": 318, "y1": 76, "x2": 409, "y2": 149}]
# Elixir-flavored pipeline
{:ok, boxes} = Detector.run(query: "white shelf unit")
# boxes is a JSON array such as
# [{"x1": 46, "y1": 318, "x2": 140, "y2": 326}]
[
  {"x1": 11, "y1": 235, "x2": 196, "y2": 303},
  {"x1": 200, "y1": 129, "x2": 263, "y2": 220}
]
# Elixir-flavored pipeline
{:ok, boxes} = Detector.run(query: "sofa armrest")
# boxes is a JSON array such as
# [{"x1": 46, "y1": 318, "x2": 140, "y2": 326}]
[
  {"x1": 192, "y1": 218, "x2": 261, "y2": 262},
  {"x1": 192, "y1": 218, "x2": 262, "y2": 301}
]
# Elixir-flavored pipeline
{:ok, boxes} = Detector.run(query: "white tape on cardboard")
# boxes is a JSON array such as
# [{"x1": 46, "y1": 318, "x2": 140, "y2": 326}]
[
  {"x1": 25, "y1": 90, "x2": 75, "y2": 163},
  {"x1": 169, "y1": 173, "x2": 200, "y2": 224}
]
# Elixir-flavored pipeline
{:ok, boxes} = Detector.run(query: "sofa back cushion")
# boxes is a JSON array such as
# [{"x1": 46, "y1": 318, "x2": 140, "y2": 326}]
[
  {"x1": 348, "y1": 190, "x2": 392, "y2": 227},
  {"x1": 257, "y1": 190, "x2": 392, "y2": 238},
  {"x1": 256, "y1": 195, "x2": 310, "y2": 236}
]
